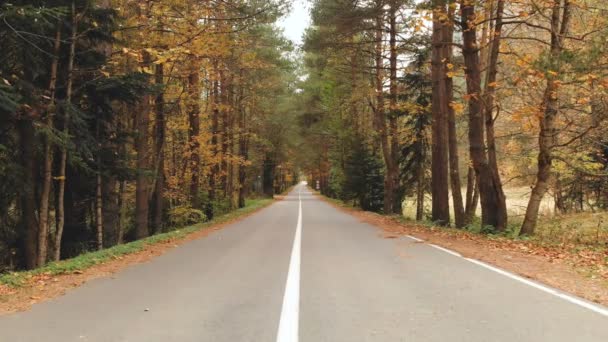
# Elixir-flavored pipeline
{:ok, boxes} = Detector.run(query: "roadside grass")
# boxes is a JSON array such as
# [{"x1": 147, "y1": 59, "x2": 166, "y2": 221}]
[
  {"x1": 0, "y1": 198, "x2": 274, "y2": 288},
  {"x1": 529, "y1": 212, "x2": 608, "y2": 250},
  {"x1": 412, "y1": 209, "x2": 608, "y2": 251},
  {"x1": 398, "y1": 188, "x2": 608, "y2": 251}
]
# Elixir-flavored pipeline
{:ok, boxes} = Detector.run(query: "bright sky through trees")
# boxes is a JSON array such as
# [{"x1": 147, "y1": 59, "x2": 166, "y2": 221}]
[{"x1": 278, "y1": 0, "x2": 310, "y2": 45}]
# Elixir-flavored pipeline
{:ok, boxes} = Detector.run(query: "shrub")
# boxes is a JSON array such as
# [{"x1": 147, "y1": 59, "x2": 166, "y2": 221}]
[{"x1": 168, "y1": 206, "x2": 207, "y2": 228}]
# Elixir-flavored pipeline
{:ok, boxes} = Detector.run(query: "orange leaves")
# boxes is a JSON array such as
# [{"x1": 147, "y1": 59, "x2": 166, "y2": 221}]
[
  {"x1": 445, "y1": 61, "x2": 459, "y2": 79},
  {"x1": 449, "y1": 101, "x2": 465, "y2": 115},
  {"x1": 462, "y1": 92, "x2": 478, "y2": 102},
  {"x1": 511, "y1": 105, "x2": 542, "y2": 133}
]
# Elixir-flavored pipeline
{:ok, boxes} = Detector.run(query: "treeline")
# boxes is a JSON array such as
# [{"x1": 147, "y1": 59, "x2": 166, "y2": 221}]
[
  {"x1": 298, "y1": 0, "x2": 608, "y2": 233},
  {"x1": 0, "y1": 0, "x2": 298, "y2": 271}
]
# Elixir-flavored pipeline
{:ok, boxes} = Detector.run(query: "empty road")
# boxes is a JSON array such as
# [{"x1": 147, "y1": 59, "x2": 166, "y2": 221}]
[{"x1": 1, "y1": 183, "x2": 607, "y2": 341}]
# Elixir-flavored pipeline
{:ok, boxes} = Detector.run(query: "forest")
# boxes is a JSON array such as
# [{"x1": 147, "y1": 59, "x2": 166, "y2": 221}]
[
  {"x1": 1, "y1": 0, "x2": 608, "y2": 273},
  {"x1": 298, "y1": 0, "x2": 608, "y2": 241},
  {"x1": 0, "y1": 0, "x2": 300, "y2": 271}
]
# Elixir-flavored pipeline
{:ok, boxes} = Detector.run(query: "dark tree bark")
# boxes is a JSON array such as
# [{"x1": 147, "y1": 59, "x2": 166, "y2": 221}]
[
  {"x1": 117, "y1": 179, "x2": 127, "y2": 244},
  {"x1": 227, "y1": 76, "x2": 235, "y2": 208},
  {"x1": 464, "y1": 168, "x2": 479, "y2": 221},
  {"x1": 416, "y1": 163, "x2": 425, "y2": 221},
  {"x1": 102, "y1": 177, "x2": 119, "y2": 246},
  {"x1": 38, "y1": 25, "x2": 61, "y2": 266},
  {"x1": 388, "y1": 0, "x2": 401, "y2": 214},
  {"x1": 151, "y1": 62, "x2": 165, "y2": 233},
  {"x1": 95, "y1": 120, "x2": 103, "y2": 251},
  {"x1": 18, "y1": 116, "x2": 38, "y2": 269},
  {"x1": 431, "y1": 0, "x2": 450, "y2": 225},
  {"x1": 263, "y1": 154, "x2": 275, "y2": 197},
  {"x1": 444, "y1": 4, "x2": 466, "y2": 227},
  {"x1": 461, "y1": 0, "x2": 507, "y2": 231},
  {"x1": 207, "y1": 63, "x2": 220, "y2": 219},
  {"x1": 54, "y1": 2, "x2": 78, "y2": 260},
  {"x1": 483, "y1": 0, "x2": 508, "y2": 230},
  {"x1": 237, "y1": 77, "x2": 248, "y2": 208},
  {"x1": 134, "y1": 50, "x2": 152, "y2": 240},
  {"x1": 372, "y1": 4, "x2": 394, "y2": 214},
  {"x1": 188, "y1": 63, "x2": 201, "y2": 208},
  {"x1": 220, "y1": 69, "x2": 229, "y2": 197}
]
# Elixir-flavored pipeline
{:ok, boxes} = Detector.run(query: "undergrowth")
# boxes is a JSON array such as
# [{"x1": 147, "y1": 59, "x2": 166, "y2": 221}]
[{"x1": 0, "y1": 198, "x2": 273, "y2": 287}]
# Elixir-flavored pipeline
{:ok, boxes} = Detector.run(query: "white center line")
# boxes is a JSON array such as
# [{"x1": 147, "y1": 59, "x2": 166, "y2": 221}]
[{"x1": 276, "y1": 187, "x2": 302, "y2": 342}]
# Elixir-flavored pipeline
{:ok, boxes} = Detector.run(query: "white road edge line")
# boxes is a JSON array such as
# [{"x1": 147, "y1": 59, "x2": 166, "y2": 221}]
[
  {"x1": 411, "y1": 233, "x2": 608, "y2": 317},
  {"x1": 429, "y1": 244, "x2": 462, "y2": 257},
  {"x1": 276, "y1": 187, "x2": 302, "y2": 342},
  {"x1": 406, "y1": 235, "x2": 424, "y2": 242},
  {"x1": 464, "y1": 257, "x2": 608, "y2": 317}
]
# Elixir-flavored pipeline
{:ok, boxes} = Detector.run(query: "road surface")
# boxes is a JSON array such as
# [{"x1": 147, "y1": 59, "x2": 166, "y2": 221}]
[{"x1": 1, "y1": 183, "x2": 607, "y2": 341}]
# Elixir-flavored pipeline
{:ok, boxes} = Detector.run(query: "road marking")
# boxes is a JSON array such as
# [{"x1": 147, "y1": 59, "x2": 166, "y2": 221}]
[
  {"x1": 429, "y1": 244, "x2": 462, "y2": 257},
  {"x1": 276, "y1": 187, "x2": 302, "y2": 342},
  {"x1": 406, "y1": 235, "x2": 424, "y2": 242},
  {"x1": 464, "y1": 257, "x2": 608, "y2": 317},
  {"x1": 410, "y1": 232, "x2": 608, "y2": 317}
]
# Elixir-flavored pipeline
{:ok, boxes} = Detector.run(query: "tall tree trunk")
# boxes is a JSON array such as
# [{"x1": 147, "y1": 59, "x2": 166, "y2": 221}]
[
  {"x1": 373, "y1": 5, "x2": 393, "y2": 214},
  {"x1": 483, "y1": 0, "x2": 508, "y2": 229},
  {"x1": 54, "y1": 2, "x2": 77, "y2": 261},
  {"x1": 117, "y1": 179, "x2": 126, "y2": 244},
  {"x1": 237, "y1": 80, "x2": 248, "y2": 209},
  {"x1": 38, "y1": 25, "x2": 61, "y2": 266},
  {"x1": 461, "y1": 0, "x2": 507, "y2": 231},
  {"x1": 95, "y1": 174, "x2": 103, "y2": 250},
  {"x1": 102, "y1": 177, "x2": 118, "y2": 246},
  {"x1": 96, "y1": 0, "x2": 116, "y2": 246},
  {"x1": 237, "y1": 131, "x2": 248, "y2": 208},
  {"x1": 416, "y1": 163, "x2": 425, "y2": 221},
  {"x1": 134, "y1": 50, "x2": 152, "y2": 240},
  {"x1": 151, "y1": 62, "x2": 165, "y2": 233},
  {"x1": 95, "y1": 120, "x2": 103, "y2": 250},
  {"x1": 188, "y1": 62, "x2": 201, "y2": 208},
  {"x1": 208, "y1": 64, "x2": 220, "y2": 219},
  {"x1": 263, "y1": 154, "x2": 274, "y2": 197},
  {"x1": 350, "y1": 39, "x2": 360, "y2": 133},
  {"x1": 227, "y1": 77, "x2": 235, "y2": 208},
  {"x1": 521, "y1": 0, "x2": 571, "y2": 235},
  {"x1": 388, "y1": 0, "x2": 401, "y2": 214},
  {"x1": 464, "y1": 168, "x2": 478, "y2": 220},
  {"x1": 431, "y1": 0, "x2": 450, "y2": 225},
  {"x1": 220, "y1": 69, "x2": 229, "y2": 198},
  {"x1": 444, "y1": 4, "x2": 466, "y2": 227},
  {"x1": 115, "y1": 107, "x2": 129, "y2": 245},
  {"x1": 18, "y1": 116, "x2": 38, "y2": 269}
]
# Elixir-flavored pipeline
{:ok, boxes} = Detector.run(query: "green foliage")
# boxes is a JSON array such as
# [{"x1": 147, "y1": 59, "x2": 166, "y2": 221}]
[
  {"x1": 0, "y1": 84, "x2": 20, "y2": 115},
  {"x1": 168, "y1": 206, "x2": 207, "y2": 228},
  {"x1": 327, "y1": 165, "x2": 347, "y2": 199},
  {"x1": 344, "y1": 139, "x2": 385, "y2": 212}
]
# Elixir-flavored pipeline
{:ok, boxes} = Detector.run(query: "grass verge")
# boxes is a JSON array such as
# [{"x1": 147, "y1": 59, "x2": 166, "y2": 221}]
[{"x1": 0, "y1": 198, "x2": 274, "y2": 288}]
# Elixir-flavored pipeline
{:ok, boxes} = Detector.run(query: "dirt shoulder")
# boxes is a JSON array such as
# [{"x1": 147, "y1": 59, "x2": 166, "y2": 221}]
[
  {"x1": 0, "y1": 199, "x2": 275, "y2": 315},
  {"x1": 319, "y1": 196, "x2": 608, "y2": 307}
]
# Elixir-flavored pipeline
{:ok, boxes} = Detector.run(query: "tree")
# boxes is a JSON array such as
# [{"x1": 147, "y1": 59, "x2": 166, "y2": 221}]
[
  {"x1": 460, "y1": 0, "x2": 507, "y2": 232},
  {"x1": 430, "y1": 0, "x2": 450, "y2": 225}
]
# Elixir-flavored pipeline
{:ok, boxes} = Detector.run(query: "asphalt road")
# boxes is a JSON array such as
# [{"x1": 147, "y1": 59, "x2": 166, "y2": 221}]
[{"x1": 1, "y1": 183, "x2": 607, "y2": 341}]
